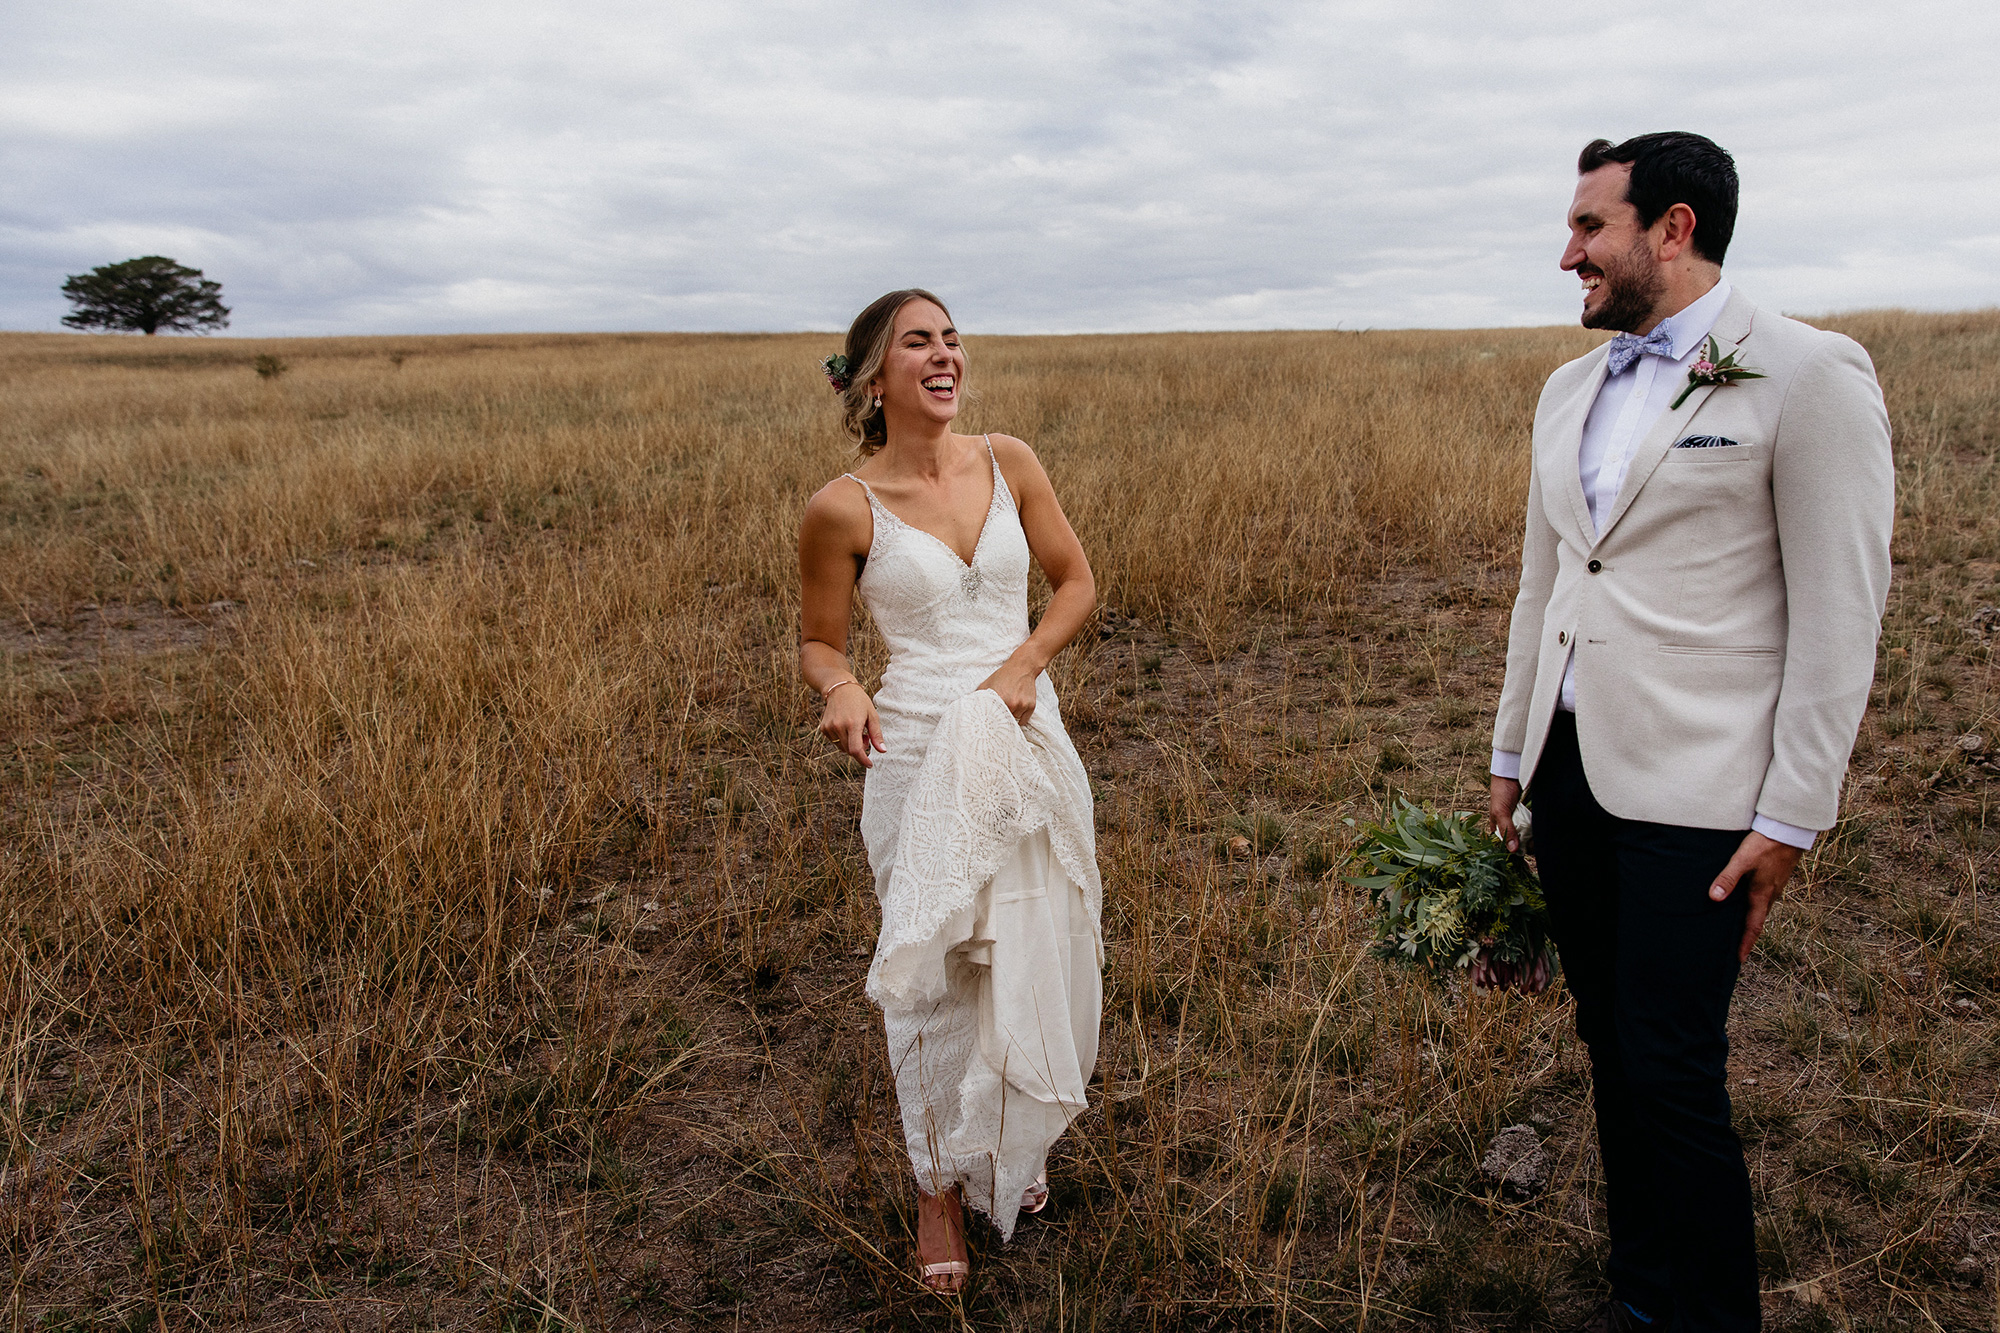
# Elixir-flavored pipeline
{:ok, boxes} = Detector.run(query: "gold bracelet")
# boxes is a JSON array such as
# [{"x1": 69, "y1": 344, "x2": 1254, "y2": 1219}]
[{"x1": 823, "y1": 678, "x2": 862, "y2": 700}]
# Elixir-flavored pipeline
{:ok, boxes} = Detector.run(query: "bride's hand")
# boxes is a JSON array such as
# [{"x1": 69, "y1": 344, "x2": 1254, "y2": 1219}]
[
  {"x1": 977, "y1": 660, "x2": 1040, "y2": 725},
  {"x1": 819, "y1": 685, "x2": 887, "y2": 767}
]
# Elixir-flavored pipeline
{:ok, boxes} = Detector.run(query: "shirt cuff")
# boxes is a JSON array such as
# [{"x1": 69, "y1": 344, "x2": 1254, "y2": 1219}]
[
  {"x1": 1750, "y1": 813, "x2": 1817, "y2": 850},
  {"x1": 1491, "y1": 750, "x2": 1522, "y2": 781}
]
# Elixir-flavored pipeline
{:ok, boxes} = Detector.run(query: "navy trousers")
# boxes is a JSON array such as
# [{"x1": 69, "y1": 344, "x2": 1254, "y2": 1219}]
[{"x1": 1531, "y1": 712, "x2": 1761, "y2": 1333}]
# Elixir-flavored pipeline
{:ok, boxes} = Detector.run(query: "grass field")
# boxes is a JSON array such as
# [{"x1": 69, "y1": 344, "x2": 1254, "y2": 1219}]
[{"x1": 1, "y1": 313, "x2": 1996, "y2": 1331}]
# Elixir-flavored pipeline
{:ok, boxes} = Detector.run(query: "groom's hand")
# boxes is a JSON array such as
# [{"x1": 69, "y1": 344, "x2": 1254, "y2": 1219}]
[
  {"x1": 1708, "y1": 831, "x2": 1804, "y2": 963},
  {"x1": 1488, "y1": 777, "x2": 1523, "y2": 852}
]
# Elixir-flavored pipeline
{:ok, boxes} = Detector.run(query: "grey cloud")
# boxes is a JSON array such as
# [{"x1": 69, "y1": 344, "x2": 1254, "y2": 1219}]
[{"x1": 3, "y1": 0, "x2": 1997, "y2": 336}]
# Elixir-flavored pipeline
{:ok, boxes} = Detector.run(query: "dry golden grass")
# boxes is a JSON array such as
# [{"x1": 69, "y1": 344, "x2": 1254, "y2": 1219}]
[{"x1": 0, "y1": 312, "x2": 1996, "y2": 1331}]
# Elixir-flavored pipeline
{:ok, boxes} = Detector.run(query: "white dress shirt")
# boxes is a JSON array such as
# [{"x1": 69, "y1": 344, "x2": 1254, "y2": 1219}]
[{"x1": 1491, "y1": 279, "x2": 1816, "y2": 850}]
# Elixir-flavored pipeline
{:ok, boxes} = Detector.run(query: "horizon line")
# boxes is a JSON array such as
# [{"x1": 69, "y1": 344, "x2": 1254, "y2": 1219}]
[{"x1": 6, "y1": 305, "x2": 1998, "y2": 344}]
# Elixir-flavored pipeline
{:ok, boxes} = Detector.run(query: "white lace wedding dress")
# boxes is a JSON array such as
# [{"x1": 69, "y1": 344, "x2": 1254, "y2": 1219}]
[{"x1": 846, "y1": 438, "x2": 1102, "y2": 1240}]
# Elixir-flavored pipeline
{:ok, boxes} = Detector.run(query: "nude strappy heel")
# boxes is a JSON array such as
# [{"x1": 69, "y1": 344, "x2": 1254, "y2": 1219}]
[
  {"x1": 1020, "y1": 1171, "x2": 1050, "y2": 1215},
  {"x1": 923, "y1": 1259, "x2": 970, "y2": 1292},
  {"x1": 916, "y1": 1187, "x2": 969, "y2": 1294}
]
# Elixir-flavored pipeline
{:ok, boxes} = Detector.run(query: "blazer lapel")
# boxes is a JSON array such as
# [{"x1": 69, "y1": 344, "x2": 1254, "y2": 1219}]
[
  {"x1": 1542, "y1": 353, "x2": 1605, "y2": 547},
  {"x1": 1595, "y1": 291, "x2": 1757, "y2": 541}
]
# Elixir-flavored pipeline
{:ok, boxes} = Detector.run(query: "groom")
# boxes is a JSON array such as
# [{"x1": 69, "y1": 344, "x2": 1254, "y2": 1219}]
[{"x1": 1489, "y1": 133, "x2": 1892, "y2": 1333}]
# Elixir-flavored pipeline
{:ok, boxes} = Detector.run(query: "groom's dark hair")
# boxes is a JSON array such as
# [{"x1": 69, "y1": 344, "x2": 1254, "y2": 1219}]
[{"x1": 1579, "y1": 132, "x2": 1738, "y2": 265}]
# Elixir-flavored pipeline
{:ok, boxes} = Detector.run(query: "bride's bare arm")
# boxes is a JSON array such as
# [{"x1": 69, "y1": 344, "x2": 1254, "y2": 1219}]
[
  {"x1": 799, "y1": 480, "x2": 887, "y2": 765},
  {"x1": 981, "y1": 434, "x2": 1096, "y2": 723}
]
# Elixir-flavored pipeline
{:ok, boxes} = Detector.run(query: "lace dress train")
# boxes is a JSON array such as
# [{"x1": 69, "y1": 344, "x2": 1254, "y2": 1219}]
[{"x1": 882, "y1": 824, "x2": 1099, "y2": 1233}]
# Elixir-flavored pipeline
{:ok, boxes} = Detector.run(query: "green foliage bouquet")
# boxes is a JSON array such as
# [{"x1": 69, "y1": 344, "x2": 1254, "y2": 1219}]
[{"x1": 1347, "y1": 800, "x2": 1556, "y2": 992}]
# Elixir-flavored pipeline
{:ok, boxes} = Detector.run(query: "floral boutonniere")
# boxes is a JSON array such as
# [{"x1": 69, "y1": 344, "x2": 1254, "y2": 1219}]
[
  {"x1": 819, "y1": 353, "x2": 854, "y2": 394},
  {"x1": 1670, "y1": 335, "x2": 1765, "y2": 410}
]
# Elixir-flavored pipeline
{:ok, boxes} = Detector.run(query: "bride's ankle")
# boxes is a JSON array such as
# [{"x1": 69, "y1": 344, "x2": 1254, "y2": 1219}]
[{"x1": 915, "y1": 1185, "x2": 963, "y2": 1230}]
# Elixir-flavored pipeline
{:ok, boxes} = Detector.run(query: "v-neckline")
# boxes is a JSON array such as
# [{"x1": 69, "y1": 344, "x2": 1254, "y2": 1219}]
[{"x1": 858, "y1": 442, "x2": 1001, "y2": 570}]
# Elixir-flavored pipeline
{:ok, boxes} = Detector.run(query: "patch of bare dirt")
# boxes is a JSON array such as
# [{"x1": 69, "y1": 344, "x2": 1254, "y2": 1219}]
[{"x1": 0, "y1": 599, "x2": 243, "y2": 666}]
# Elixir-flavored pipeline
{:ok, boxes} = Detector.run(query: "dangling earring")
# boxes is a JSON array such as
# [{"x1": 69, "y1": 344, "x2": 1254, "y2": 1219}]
[{"x1": 873, "y1": 395, "x2": 882, "y2": 409}]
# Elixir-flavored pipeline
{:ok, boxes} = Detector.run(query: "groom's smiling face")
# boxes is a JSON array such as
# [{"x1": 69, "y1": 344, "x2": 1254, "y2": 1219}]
[{"x1": 1562, "y1": 163, "x2": 1666, "y2": 334}]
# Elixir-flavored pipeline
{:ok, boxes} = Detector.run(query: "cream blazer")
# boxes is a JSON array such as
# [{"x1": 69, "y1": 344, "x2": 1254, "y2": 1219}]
[{"x1": 1493, "y1": 290, "x2": 1893, "y2": 832}]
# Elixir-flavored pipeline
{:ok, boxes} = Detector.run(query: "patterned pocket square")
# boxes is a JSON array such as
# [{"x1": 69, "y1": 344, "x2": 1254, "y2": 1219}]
[{"x1": 1673, "y1": 434, "x2": 1742, "y2": 449}]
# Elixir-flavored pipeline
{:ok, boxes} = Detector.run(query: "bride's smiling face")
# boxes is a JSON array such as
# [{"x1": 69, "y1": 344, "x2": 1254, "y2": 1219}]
[{"x1": 871, "y1": 299, "x2": 963, "y2": 427}]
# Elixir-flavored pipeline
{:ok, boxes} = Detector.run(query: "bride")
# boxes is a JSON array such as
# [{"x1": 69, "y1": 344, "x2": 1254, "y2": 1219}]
[{"x1": 797, "y1": 289, "x2": 1103, "y2": 1293}]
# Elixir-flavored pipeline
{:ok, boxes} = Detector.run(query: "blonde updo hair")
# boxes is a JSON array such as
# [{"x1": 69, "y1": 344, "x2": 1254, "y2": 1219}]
[{"x1": 836, "y1": 288, "x2": 956, "y2": 455}]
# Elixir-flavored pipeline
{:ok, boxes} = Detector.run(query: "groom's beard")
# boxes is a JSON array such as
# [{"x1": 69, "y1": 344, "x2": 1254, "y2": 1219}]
[{"x1": 1580, "y1": 238, "x2": 1666, "y2": 332}]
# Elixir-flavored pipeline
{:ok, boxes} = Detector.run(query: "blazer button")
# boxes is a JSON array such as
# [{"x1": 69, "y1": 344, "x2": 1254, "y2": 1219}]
[
  {"x1": 1587, "y1": 559, "x2": 1603, "y2": 573},
  {"x1": 1558, "y1": 631, "x2": 1568, "y2": 646}
]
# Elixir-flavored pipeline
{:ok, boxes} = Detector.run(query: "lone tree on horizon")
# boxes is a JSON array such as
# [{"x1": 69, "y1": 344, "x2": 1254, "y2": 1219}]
[{"x1": 61, "y1": 256, "x2": 230, "y2": 335}]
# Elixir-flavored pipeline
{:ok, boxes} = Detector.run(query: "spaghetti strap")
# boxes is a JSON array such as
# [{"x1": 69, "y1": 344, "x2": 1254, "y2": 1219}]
[
  {"x1": 841, "y1": 473, "x2": 888, "y2": 561},
  {"x1": 982, "y1": 434, "x2": 1016, "y2": 512}
]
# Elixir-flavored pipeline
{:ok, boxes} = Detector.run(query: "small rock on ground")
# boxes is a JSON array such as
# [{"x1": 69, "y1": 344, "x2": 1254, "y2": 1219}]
[{"x1": 1480, "y1": 1123, "x2": 1547, "y2": 1199}]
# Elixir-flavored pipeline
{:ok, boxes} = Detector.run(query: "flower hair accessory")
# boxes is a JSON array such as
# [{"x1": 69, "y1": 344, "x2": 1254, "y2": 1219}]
[
  {"x1": 1670, "y1": 335, "x2": 1765, "y2": 410},
  {"x1": 819, "y1": 353, "x2": 854, "y2": 394}
]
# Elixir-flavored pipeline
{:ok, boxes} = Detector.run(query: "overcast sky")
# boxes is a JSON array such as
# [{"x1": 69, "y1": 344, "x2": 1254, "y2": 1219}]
[{"x1": 4, "y1": 1, "x2": 1997, "y2": 337}]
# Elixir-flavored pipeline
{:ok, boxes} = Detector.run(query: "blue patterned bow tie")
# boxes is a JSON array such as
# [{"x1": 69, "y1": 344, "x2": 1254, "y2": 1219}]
[{"x1": 1606, "y1": 326, "x2": 1677, "y2": 376}]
